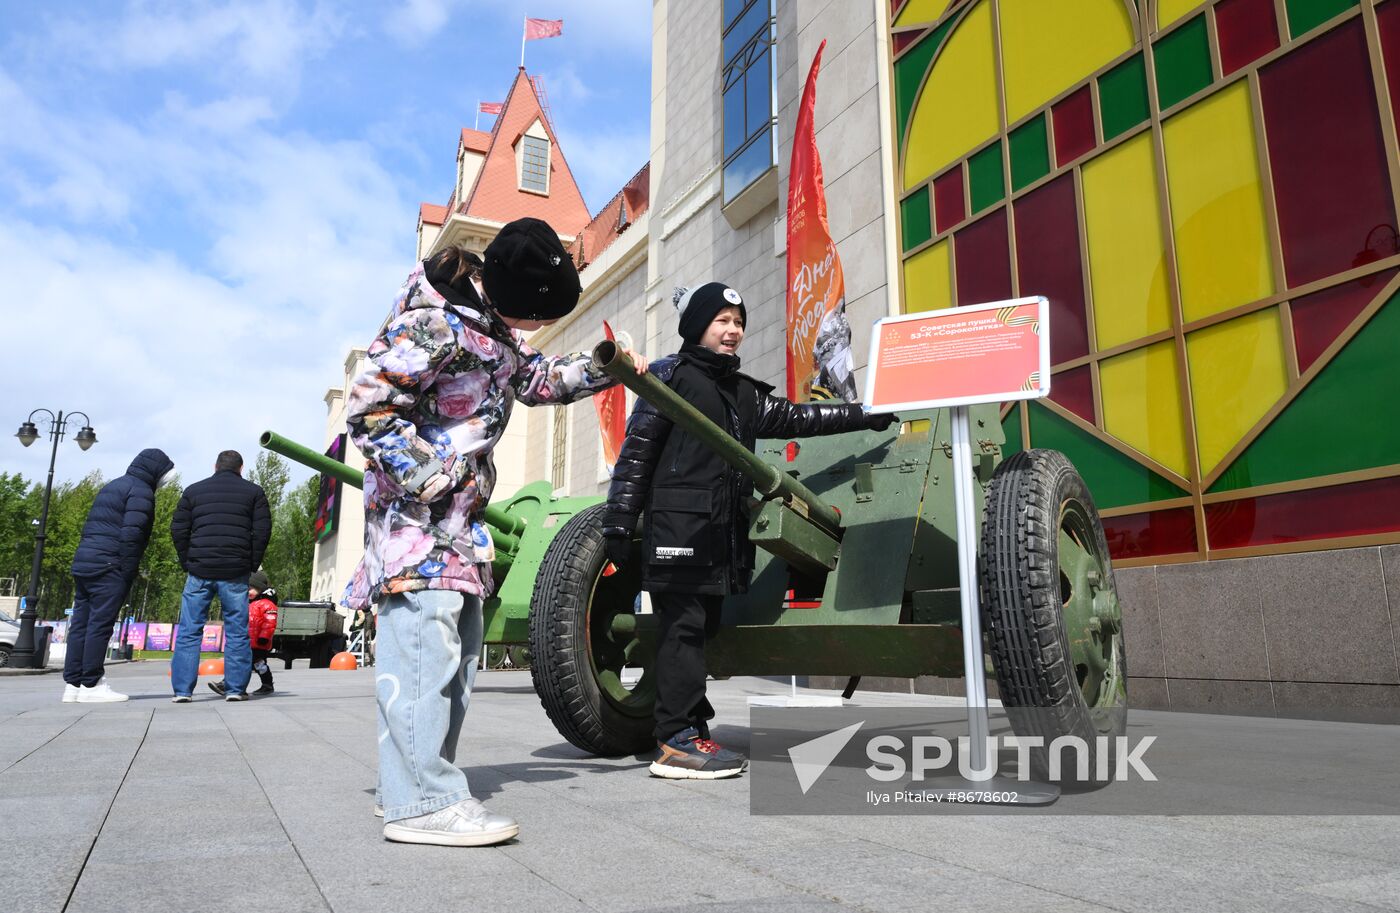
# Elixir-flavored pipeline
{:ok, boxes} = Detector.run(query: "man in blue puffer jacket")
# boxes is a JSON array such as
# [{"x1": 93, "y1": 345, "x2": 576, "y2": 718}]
[{"x1": 64, "y1": 447, "x2": 174, "y2": 703}]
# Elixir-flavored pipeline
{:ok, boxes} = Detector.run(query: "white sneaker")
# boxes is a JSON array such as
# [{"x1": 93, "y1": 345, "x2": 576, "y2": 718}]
[
  {"x1": 382, "y1": 798, "x2": 518, "y2": 847},
  {"x1": 77, "y1": 681, "x2": 129, "y2": 703},
  {"x1": 63, "y1": 684, "x2": 79, "y2": 703},
  {"x1": 374, "y1": 804, "x2": 384, "y2": 818}
]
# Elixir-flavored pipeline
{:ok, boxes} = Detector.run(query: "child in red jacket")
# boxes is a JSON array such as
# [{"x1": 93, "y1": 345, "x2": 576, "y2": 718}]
[{"x1": 210, "y1": 570, "x2": 278, "y2": 697}]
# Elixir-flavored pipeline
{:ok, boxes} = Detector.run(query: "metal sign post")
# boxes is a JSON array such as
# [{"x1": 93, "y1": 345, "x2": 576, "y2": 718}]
[{"x1": 864, "y1": 296, "x2": 1058, "y2": 804}]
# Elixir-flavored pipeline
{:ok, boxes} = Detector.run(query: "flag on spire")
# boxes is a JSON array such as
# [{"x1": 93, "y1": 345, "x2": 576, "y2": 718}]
[
  {"x1": 525, "y1": 17, "x2": 563, "y2": 40},
  {"x1": 478, "y1": 101, "x2": 503, "y2": 115}
]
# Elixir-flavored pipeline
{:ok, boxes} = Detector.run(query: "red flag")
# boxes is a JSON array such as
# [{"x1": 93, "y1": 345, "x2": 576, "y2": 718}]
[
  {"x1": 524, "y1": 17, "x2": 563, "y2": 40},
  {"x1": 478, "y1": 101, "x2": 503, "y2": 115},
  {"x1": 784, "y1": 40, "x2": 854, "y2": 403},
  {"x1": 594, "y1": 321, "x2": 627, "y2": 470}
]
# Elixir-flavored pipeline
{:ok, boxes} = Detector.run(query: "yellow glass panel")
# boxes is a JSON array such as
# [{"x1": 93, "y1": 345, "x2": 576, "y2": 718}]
[
  {"x1": 1163, "y1": 83, "x2": 1274, "y2": 322},
  {"x1": 1186, "y1": 308, "x2": 1288, "y2": 473},
  {"x1": 903, "y1": 0, "x2": 999, "y2": 189},
  {"x1": 1082, "y1": 133, "x2": 1173, "y2": 349},
  {"x1": 999, "y1": 0, "x2": 1135, "y2": 123},
  {"x1": 1100, "y1": 340, "x2": 1190, "y2": 476},
  {"x1": 1157, "y1": 0, "x2": 1204, "y2": 30},
  {"x1": 893, "y1": 0, "x2": 951, "y2": 28},
  {"x1": 902, "y1": 240, "x2": 952, "y2": 312}
]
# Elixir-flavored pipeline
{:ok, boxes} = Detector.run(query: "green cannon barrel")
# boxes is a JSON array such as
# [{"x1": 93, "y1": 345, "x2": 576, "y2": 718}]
[
  {"x1": 258, "y1": 430, "x2": 523, "y2": 554},
  {"x1": 590, "y1": 341, "x2": 843, "y2": 536}
]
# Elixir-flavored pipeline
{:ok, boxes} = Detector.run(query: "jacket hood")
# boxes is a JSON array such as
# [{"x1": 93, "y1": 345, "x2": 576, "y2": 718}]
[{"x1": 127, "y1": 448, "x2": 174, "y2": 488}]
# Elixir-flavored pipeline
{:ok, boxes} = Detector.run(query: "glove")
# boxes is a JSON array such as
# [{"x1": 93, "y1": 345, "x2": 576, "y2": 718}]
[
  {"x1": 254, "y1": 637, "x2": 271, "y2": 649},
  {"x1": 603, "y1": 533, "x2": 631, "y2": 571},
  {"x1": 866, "y1": 412, "x2": 898, "y2": 432}
]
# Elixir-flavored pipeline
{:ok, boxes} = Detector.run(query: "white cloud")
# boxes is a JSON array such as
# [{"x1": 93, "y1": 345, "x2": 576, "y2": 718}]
[
  {"x1": 0, "y1": 68, "x2": 410, "y2": 488},
  {"x1": 383, "y1": 0, "x2": 459, "y2": 46},
  {"x1": 46, "y1": 0, "x2": 343, "y2": 93}
]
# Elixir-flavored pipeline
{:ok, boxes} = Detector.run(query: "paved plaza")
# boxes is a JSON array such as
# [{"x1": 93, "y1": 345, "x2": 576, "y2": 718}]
[{"x1": 3, "y1": 663, "x2": 1400, "y2": 913}]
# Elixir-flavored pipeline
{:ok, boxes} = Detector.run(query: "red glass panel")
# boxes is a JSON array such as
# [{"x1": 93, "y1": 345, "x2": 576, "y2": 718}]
[
  {"x1": 1051, "y1": 86, "x2": 1096, "y2": 166},
  {"x1": 1206, "y1": 475, "x2": 1400, "y2": 549},
  {"x1": 1013, "y1": 174, "x2": 1090, "y2": 362},
  {"x1": 1259, "y1": 20, "x2": 1396, "y2": 288},
  {"x1": 1378, "y1": 0, "x2": 1400, "y2": 136},
  {"x1": 933, "y1": 167, "x2": 966, "y2": 233},
  {"x1": 893, "y1": 29, "x2": 921, "y2": 56},
  {"x1": 1103, "y1": 507, "x2": 1198, "y2": 561},
  {"x1": 1215, "y1": 0, "x2": 1280, "y2": 76},
  {"x1": 954, "y1": 208, "x2": 1013, "y2": 306},
  {"x1": 1290, "y1": 269, "x2": 1397, "y2": 372},
  {"x1": 1048, "y1": 366, "x2": 1095, "y2": 424}
]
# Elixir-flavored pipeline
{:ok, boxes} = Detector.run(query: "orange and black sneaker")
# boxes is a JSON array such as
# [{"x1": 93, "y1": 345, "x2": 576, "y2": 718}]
[{"x1": 649, "y1": 727, "x2": 747, "y2": 779}]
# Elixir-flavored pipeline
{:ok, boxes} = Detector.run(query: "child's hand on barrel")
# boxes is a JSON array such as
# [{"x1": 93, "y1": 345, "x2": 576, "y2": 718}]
[{"x1": 621, "y1": 348, "x2": 649, "y2": 374}]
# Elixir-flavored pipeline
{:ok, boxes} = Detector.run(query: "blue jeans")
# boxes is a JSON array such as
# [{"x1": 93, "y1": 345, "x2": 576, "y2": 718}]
[
  {"x1": 374, "y1": 589, "x2": 483, "y2": 822},
  {"x1": 171, "y1": 574, "x2": 251, "y2": 697}
]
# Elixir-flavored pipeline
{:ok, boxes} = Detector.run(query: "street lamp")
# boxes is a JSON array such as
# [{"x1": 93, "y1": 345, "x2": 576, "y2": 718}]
[{"x1": 11, "y1": 409, "x2": 96, "y2": 669}]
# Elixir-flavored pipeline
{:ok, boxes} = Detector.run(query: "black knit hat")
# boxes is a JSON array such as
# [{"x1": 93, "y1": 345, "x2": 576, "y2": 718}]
[
  {"x1": 674, "y1": 282, "x2": 746, "y2": 344},
  {"x1": 249, "y1": 570, "x2": 270, "y2": 594},
  {"x1": 482, "y1": 218, "x2": 582, "y2": 320}
]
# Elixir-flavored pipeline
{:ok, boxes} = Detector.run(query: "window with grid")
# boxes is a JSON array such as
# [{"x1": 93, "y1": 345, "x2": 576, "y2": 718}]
[
  {"x1": 521, "y1": 134, "x2": 550, "y2": 193},
  {"x1": 721, "y1": 0, "x2": 776, "y2": 204},
  {"x1": 550, "y1": 405, "x2": 568, "y2": 491}
]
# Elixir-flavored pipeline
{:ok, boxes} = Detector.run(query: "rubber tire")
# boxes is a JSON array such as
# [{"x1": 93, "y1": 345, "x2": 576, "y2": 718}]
[
  {"x1": 529, "y1": 504, "x2": 653, "y2": 757},
  {"x1": 980, "y1": 448, "x2": 1127, "y2": 784},
  {"x1": 0, "y1": 643, "x2": 11, "y2": 668}
]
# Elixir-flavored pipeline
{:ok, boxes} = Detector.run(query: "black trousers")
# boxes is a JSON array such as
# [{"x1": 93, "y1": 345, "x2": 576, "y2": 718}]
[
  {"x1": 652, "y1": 591, "x2": 724, "y2": 741},
  {"x1": 252, "y1": 648, "x2": 274, "y2": 688},
  {"x1": 65, "y1": 572, "x2": 130, "y2": 687}
]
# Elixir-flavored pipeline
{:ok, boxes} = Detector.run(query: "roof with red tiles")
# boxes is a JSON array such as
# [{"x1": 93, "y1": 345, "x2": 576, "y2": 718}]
[
  {"x1": 419, "y1": 203, "x2": 448, "y2": 226},
  {"x1": 459, "y1": 68, "x2": 591, "y2": 237},
  {"x1": 459, "y1": 128, "x2": 491, "y2": 154},
  {"x1": 575, "y1": 162, "x2": 650, "y2": 271}
]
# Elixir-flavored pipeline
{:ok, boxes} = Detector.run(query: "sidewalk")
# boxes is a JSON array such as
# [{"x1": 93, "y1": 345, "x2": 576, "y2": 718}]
[{"x1": 2, "y1": 663, "x2": 1398, "y2": 913}]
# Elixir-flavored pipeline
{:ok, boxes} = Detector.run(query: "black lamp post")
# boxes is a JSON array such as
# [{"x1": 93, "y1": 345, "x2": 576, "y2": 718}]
[{"x1": 12, "y1": 409, "x2": 96, "y2": 669}]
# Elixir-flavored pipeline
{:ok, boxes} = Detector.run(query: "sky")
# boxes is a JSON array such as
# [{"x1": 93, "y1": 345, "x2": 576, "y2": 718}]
[{"x1": 0, "y1": 0, "x2": 652, "y2": 490}]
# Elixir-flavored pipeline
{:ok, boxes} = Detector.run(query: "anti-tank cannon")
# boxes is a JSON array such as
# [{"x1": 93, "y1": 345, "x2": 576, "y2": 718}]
[
  {"x1": 524, "y1": 342, "x2": 1127, "y2": 777},
  {"x1": 260, "y1": 430, "x2": 606, "y2": 662}
]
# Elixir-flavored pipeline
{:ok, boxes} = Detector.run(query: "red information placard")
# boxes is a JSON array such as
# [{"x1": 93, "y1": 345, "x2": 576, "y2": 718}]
[{"x1": 864, "y1": 297, "x2": 1050, "y2": 412}]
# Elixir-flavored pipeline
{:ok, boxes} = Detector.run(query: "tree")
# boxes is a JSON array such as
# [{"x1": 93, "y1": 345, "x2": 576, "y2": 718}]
[{"x1": 262, "y1": 475, "x2": 319, "y2": 601}]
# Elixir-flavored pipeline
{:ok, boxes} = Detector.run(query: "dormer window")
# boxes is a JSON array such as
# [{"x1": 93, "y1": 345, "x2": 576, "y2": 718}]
[{"x1": 518, "y1": 124, "x2": 550, "y2": 195}]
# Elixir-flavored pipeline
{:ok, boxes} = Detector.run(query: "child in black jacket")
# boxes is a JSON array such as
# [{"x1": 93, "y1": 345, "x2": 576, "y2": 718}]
[{"x1": 602, "y1": 282, "x2": 893, "y2": 779}]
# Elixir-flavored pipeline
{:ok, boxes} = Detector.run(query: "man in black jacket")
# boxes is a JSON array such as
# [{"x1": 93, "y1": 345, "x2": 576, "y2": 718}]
[
  {"x1": 63, "y1": 448, "x2": 174, "y2": 703},
  {"x1": 169, "y1": 450, "x2": 271, "y2": 703},
  {"x1": 602, "y1": 282, "x2": 893, "y2": 779}
]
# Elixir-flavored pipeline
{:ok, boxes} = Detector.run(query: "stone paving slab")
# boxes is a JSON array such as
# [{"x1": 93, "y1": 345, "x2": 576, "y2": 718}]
[{"x1": 2, "y1": 663, "x2": 1399, "y2": 912}]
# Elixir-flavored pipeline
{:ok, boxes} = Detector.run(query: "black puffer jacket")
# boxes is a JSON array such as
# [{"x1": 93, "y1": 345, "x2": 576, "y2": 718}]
[
  {"x1": 170, "y1": 470, "x2": 271, "y2": 580},
  {"x1": 71, "y1": 448, "x2": 174, "y2": 581},
  {"x1": 603, "y1": 344, "x2": 879, "y2": 595}
]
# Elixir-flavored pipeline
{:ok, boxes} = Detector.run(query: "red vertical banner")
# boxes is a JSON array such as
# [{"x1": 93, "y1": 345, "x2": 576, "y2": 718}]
[
  {"x1": 594, "y1": 321, "x2": 627, "y2": 470},
  {"x1": 785, "y1": 40, "x2": 855, "y2": 402}
]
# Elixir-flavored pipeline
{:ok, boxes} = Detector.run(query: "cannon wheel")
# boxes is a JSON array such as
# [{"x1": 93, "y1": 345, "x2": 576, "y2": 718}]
[
  {"x1": 529, "y1": 504, "x2": 654, "y2": 756},
  {"x1": 507, "y1": 645, "x2": 532, "y2": 669},
  {"x1": 485, "y1": 645, "x2": 508, "y2": 669},
  {"x1": 980, "y1": 449, "x2": 1127, "y2": 782}
]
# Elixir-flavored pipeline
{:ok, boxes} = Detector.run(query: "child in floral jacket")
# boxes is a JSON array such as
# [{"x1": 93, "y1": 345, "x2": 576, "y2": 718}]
[{"x1": 344, "y1": 218, "x2": 646, "y2": 848}]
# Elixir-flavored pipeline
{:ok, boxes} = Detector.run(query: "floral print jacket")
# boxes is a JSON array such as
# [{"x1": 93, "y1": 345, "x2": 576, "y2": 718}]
[{"x1": 343, "y1": 264, "x2": 614, "y2": 609}]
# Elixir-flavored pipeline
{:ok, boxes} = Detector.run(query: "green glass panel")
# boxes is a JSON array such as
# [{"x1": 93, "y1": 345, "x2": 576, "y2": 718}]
[
  {"x1": 1284, "y1": 0, "x2": 1359, "y2": 38},
  {"x1": 968, "y1": 142, "x2": 1005, "y2": 213},
  {"x1": 1099, "y1": 54, "x2": 1150, "y2": 140},
  {"x1": 1008, "y1": 114, "x2": 1050, "y2": 191},
  {"x1": 1027, "y1": 403, "x2": 1188, "y2": 509},
  {"x1": 895, "y1": 15, "x2": 961, "y2": 145},
  {"x1": 1209, "y1": 291, "x2": 1400, "y2": 492},
  {"x1": 901, "y1": 184, "x2": 933, "y2": 252},
  {"x1": 1001, "y1": 408, "x2": 1023, "y2": 456},
  {"x1": 1154, "y1": 15, "x2": 1214, "y2": 110}
]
